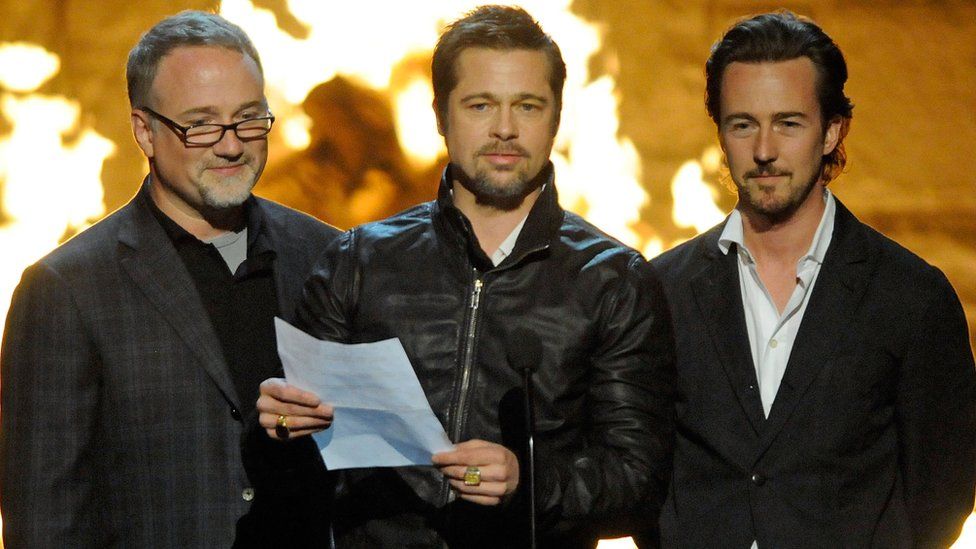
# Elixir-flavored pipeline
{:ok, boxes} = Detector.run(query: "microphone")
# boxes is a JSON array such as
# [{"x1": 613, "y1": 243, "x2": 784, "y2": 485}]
[{"x1": 508, "y1": 328, "x2": 541, "y2": 549}]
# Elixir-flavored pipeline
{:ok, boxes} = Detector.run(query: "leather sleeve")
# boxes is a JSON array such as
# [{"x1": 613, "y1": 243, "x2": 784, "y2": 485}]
[
  {"x1": 1, "y1": 262, "x2": 102, "y2": 547},
  {"x1": 896, "y1": 269, "x2": 976, "y2": 547},
  {"x1": 296, "y1": 229, "x2": 359, "y2": 343},
  {"x1": 536, "y1": 254, "x2": 676, "y2": 539}
]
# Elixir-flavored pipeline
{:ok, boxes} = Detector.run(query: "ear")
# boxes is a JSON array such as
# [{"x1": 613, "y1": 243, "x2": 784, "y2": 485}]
[
  {"x1": 433, "y1": 99, "x2": 446, "y2": 137},
  {"x1": 131, "y1": 109, "x2": 155, "y2": 158},
  {"x1": 822, "y1": 116, "x2": 843, "y2": 155}
]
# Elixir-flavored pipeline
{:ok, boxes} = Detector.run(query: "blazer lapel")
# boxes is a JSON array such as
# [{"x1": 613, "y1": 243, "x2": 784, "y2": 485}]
[
  {"x1": 116, "y1": 184, "x2": 240, "y2": 410},
  {"x1": 758, "y1": 200, "x2": 875, "y2": 452},
  {"x1": 258, "y1": 203, "x2": 303, "y2": 324},
  {"x1": 691, "y1": 228, "x2": 767, "y2": 434}
]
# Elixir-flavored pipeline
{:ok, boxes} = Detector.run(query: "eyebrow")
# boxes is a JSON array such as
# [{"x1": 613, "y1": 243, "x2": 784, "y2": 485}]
[
  {"x1": 459, "y1": 92, "x2": 550, "y2": 104},
  {"x1": 722, "y1": 111, "x2": 810, "y2": 124},
  {"x1": 177, "y1": 100, "x2": 268, "y2": 119},
  {"x1": 773, "y1": 111, "x2": 809, "y2": 121}
]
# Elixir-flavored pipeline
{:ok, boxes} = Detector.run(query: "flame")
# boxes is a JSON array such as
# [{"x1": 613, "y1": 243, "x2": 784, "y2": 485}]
[
  {"x1": 555, "y1": 75, "x2": 646, "y2": 249},
  {"x1": 394, "y1": 77, "x2": 441, "y2": 166},
  {"x1": 0, "y1": 43, "x2": 116, "y2": 340},
  {"x1": 670, "y1": 146, "x2": 726, "y2": 235},
  {"x1": 0, "y1": 43, "x2": 60, "y2": 92},
  {"x1": 952, "y1": 513, "x2": 976, "y2": 548},
  {"x1": 596, "y1": 537, "x2": 638, "y2": 549}
]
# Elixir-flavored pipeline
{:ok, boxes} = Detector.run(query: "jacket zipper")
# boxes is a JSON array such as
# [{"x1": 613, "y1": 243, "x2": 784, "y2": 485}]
[
  {"x1": 453, "y1": 272, "x2": 483, "y2": 441},
  {"x1": 443, "y1": 270, "x2": 483, "y2": 504}
]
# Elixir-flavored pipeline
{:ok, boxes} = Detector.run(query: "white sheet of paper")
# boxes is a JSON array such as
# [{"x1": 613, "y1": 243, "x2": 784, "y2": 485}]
[{"x1": 274, "y1": 317, "x2": 454, "y2": 470}]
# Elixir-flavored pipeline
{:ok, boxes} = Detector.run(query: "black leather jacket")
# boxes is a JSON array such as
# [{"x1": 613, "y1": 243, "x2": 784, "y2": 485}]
[{"x1": 297, "y1": 166, "x2": 675, "y2": 548}]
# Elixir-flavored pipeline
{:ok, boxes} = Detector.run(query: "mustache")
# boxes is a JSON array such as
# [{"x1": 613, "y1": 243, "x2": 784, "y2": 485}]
[
  {"x1": 477, "y1": 143, "x2": 529, "y2": 156},
  {"x1": 746, "y1": 164, "x2": 790, "y2": 178},
  {"x1": 204, "y1": 158, "x2": 252, "y2": 170}
]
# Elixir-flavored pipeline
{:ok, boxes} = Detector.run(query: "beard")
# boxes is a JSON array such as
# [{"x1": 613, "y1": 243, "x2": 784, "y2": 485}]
[
  {"x1": 736, "y1": 163, "x2": 820, "y2": 224},
  {"x1": 452, "y1": 145, "x2": 550, "y2": 211},
  {"x1": 196, "y1": 158, "x2": 262, "y2": 210}
]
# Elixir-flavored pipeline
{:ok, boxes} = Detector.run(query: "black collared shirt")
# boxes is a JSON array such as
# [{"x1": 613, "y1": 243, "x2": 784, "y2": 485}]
[{"x1": 144, "y1": 192, "x2": 281, "y2": 420}]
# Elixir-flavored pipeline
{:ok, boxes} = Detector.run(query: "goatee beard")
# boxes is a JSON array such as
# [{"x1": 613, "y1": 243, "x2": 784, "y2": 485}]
[
  {"x1": 451, "y1": 162, "x2": 551, "y2": 211},
  {"x1": 739, "y1": 166, "x2": 818, "y2": 224}
]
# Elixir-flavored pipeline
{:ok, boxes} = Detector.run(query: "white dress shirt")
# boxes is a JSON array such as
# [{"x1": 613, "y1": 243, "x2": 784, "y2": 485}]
[{"x1": 718, "y1": 190, "x2": 835, "y2": 418}]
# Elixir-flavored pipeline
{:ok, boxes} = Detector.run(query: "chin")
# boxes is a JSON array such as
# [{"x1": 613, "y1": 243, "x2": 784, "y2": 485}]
[{"x1": 200, "y1": 182, "x2": 255, "y2": 209}]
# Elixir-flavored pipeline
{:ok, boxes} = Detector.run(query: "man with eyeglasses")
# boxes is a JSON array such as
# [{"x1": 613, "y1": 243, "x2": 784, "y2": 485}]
[{"x1": 0, "y1": 11, "x2": 338, "y2": 548}]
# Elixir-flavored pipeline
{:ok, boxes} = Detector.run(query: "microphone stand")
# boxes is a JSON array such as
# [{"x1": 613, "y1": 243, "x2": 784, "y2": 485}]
[
  {"x1": 509, "y1": 328, "x2": 540, "y2": 549},
  {"x1": 522, "y1": 366, "x2": 537, "y2": 549}
]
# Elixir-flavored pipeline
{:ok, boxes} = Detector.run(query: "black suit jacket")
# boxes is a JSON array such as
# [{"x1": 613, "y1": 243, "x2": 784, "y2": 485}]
[
  {"x1": 0, "y1": 182, "x2": 339, "y2": 548},
  {"x1": 651, "y1": 199, "x2": 975, "y2": 548}
]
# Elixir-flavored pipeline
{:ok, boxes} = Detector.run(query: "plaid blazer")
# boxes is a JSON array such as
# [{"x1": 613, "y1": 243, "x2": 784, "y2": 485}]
[{"x1": 0, "y1": 181, "x2": 339, "y2": 548}]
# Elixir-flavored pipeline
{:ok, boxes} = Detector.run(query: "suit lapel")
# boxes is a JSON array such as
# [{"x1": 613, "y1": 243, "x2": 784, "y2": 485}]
[
  {"x1": 258, "y1": 203, "x2": 302, "y2": 324},
  {"x1": 758, "y1": 200, "x2": 875, "y2": 452},
  {"x1": 117, "y1": 184, "x2": 240, "y2": 409},
  {"x1": 691, "y1": 228, "x2": 767, "y2": 434}
]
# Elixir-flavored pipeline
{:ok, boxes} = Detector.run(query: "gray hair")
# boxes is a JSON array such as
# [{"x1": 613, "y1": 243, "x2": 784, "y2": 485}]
[{"x1": 126, "y1": 10, "x2": 263, "y2": 108}]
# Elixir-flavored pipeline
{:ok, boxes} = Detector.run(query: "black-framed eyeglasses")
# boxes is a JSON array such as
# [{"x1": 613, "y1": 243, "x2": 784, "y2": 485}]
[{"x1": 139, "y1": 107, "x2": 275, "y2": 146}]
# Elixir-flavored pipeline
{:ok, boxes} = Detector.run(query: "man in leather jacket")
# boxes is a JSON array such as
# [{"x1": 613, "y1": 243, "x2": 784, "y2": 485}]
[{"x1": 257, "y1": 6, "x2": 676, "y2": 547}]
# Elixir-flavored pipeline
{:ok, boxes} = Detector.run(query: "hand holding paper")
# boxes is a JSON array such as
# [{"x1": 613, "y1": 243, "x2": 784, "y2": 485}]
[
  {"x1": 432, "y1": 439, "x2": 520, "y2": 506},
  {"x1": 257, "y1": 378, "x2": 333, "y2": 439},
  {"x1": 271, "y1": 318, "x2": 454, "y2": 470}
]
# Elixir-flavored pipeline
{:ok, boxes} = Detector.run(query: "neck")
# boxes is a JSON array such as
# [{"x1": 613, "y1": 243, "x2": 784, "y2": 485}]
[
  {"x1": 740, "y1": 186, "x2": 826, "y2": 266},
  {"x1": 452, "y1": 181, "x2": 541, "y2": 259},
  {"x1": 148, "y1": 176, "x2": 244, "y2": 241}
]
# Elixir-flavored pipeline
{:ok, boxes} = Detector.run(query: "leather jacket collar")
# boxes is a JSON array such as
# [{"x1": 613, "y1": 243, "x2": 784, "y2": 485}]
[{"x1": 431, "y1": 162, "x2": 564, "y2": 271}]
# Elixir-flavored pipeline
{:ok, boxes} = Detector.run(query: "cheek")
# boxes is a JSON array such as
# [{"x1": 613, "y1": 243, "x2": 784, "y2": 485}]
[
  {"x1": 247, "y1": 141, "x2": 269, "y2": 164},
  {"x1": 797, "y1": 139, "x2": 827, "y2": 172},
  {"x1": 450, "y1": 127, "x2": 481, "y2": 154},
  {"x1": 723, "y1": 143, "x2": 751, "y2": 171},
  {"x1": 156, "y1": 144, "x2": 204, "y2": 177}
]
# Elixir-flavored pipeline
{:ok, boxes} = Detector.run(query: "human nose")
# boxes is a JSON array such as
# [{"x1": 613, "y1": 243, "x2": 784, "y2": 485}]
[
  {"x1": 490, "y1": 107, "x2": 518, "y2": 141},
  {"x1": 211, "y1": 127, "x2": 245, "y2": 158},
  {"x1": 753, "y1": 126, "x2": 777, "y2": 164}
]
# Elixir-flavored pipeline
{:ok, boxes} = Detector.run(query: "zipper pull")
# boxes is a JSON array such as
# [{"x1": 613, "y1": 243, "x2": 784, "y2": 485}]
[{"x1": 471, "y1": 278, "x2": 483, "y2": 310}]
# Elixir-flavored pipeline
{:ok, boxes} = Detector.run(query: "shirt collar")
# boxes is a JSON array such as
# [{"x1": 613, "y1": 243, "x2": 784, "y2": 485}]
[
  {"x1": 491, "y1": 215, "x2": 529, "y2": 266},
  {"x1": 142, "y1": 176, "x2": 268, "y2": 253},
  {"x1": 718, "y1": 188, "x2": 836, "y2": 267},
  {"x1": 435, "y1": 162, "x2": 561, "y2": 270},
  {"x1": 806, "y1": 190, "x2": 835, "y2": 266},
  {"x1": 718, "y1": 208, "x2": 746, "y2": 256}
]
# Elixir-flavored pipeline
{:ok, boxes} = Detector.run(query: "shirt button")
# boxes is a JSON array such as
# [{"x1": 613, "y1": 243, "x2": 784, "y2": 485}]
[
  {"x1": 750, "y1": 473, "x2": 766, "y2": 486},
  {"x1": 230, "y1": 407, "x2": 242, "y2": 421},
  {"x1": 242, "y1": 488, "x2": 255, "y2": 501},
  {"x1": 769, "y1": 339, "x2": 778, "y2": 348}
]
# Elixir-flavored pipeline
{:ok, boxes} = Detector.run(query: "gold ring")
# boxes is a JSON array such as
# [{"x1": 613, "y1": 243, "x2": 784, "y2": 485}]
[
  {"x1": 463, "y1": 466, "x2": 481, "y2": 486},
  {"x1": 275, "y1": 414, "x2": 289, "y2": 439}
]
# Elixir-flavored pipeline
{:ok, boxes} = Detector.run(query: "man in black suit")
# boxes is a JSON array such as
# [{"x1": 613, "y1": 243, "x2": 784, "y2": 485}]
[
  {"x1": 0, "y1": 11, "x2": 337, "y2": 547},
  {"x1": 652, "y1": 11, "x2": 975, "y2": 548}
]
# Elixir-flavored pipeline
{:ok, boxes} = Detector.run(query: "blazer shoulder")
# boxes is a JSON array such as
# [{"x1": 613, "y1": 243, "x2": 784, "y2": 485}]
[
  {"x1": 35, "y1": 202, "x2": 135, "y2": 274},
  {"x1": 857, "y1": 221, "x2": 951, "y2": 290},
  {"x1": 650, "y1": 224, "x2": 724, "y2": 285},
  {"x1": 254, "y1": 196, "x2": 341, "y2": 244}
]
